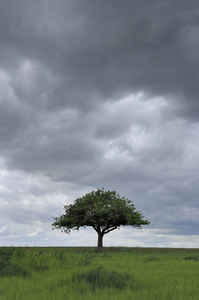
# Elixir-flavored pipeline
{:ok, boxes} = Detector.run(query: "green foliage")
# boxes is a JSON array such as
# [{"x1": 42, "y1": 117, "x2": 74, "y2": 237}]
[
  {"x1": 144, "y1": 256, "x2": 159, "y2": 263},
  {"x1": 0, "y1": 247, "x2": 14, "y2": 264},
  {"x1": 14, "y1": 247, "x2": 27, "y2": 259},
  {"x1": 27, "y1": 253, "x2": 49, "y2": 272},
  {"x1": 52, "y1": 188, "x2": 149, "y2": 247},
  {"x1": 53, "y1": 249, "x2": 66, "y2": 261},
  {"x1": 52, "y1": 249, "x2": 73, "y2": 268},
  {"x1": 72, "y1": 266, "x2": 134, "y2": 290},
  {"x1": 78, "y1": 252, "x2": 94, "y2": 266},
  {"x1": 0, "y1": 247, "x2": 30, "y2": 278},
  {"x1": 0, "y1": 262, "x2": 31, "y2": 278},
  {"x1": 184, "y1": 255, "x2": 199, "y2": 261}
]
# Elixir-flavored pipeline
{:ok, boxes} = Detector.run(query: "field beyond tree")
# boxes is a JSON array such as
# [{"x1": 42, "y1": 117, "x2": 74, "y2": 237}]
[{"x1": 1, "y1": 247, "x2": 199, "y2": 300}]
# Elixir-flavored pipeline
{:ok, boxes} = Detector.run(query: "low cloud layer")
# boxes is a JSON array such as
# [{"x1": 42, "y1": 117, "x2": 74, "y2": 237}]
[{"x1": 0, "y1": 1, "x2": 199, "y2": 247}]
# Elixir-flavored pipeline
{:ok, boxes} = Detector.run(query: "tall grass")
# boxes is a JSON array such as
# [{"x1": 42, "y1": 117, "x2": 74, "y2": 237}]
[
  {"x1": 72, "y1": 265, "x2": 134, "y2": 290},
  {"x1": 0, "y1": 247, "x2": 199, "y2": 299}
]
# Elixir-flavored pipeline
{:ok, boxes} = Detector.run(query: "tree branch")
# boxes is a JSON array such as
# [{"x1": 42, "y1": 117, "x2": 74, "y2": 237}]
[
  {"x1": 92, "y1": 225, "x2": 98, "y2": 232},
  {"x1": 104, "y1": 226, "x2": 118, "y2": 234}
]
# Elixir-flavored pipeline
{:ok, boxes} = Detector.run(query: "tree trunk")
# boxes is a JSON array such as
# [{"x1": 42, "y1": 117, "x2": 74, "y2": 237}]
[{"x1": 97, "y1": 232, "x2": 103, "y2": 248}]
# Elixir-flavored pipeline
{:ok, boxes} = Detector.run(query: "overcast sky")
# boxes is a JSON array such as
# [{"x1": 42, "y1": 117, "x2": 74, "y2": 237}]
[{"x1": 1, "y1": 0, "x2": 199, "y2": 248}]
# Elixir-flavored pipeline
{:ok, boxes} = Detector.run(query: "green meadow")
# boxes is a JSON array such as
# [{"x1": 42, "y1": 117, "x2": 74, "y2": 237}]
[{"x1": 0, "y1": 247, "x2": 199, "y2": 300}]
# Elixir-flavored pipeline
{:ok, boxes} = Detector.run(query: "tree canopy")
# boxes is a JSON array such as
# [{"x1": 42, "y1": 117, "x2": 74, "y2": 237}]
[{"x1": 52, "y1": 188, "x2": 150, "y2": 247}]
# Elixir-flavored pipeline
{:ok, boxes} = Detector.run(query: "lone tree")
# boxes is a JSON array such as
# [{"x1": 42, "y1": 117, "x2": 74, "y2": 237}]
[{"x1": 52, "y1": 188, "x2": 150, "y2": 248}]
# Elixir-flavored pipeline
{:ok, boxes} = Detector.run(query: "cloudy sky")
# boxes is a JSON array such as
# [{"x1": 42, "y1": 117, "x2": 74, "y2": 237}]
[{"x1": 1, "y1": 0, "x2": 199, "y2": 248}]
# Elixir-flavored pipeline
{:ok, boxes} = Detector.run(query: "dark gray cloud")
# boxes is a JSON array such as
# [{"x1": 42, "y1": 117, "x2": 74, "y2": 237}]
[
  {"x1": 0, "y1": 0, "x2": 199, "y2": 247},
  {"x1": 0, "y1": 0, "x2": 199, "y2": 112}
]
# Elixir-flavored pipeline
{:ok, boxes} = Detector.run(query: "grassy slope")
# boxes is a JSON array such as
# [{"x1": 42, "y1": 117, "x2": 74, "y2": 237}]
[{"x1": 0, "y1": 247, "x2": 199, "y2": 300}]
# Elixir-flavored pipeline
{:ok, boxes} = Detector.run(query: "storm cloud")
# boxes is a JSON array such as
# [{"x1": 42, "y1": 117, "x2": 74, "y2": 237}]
[{"x1": 0, "y1": 0, "x2": 199, "y2": 247}]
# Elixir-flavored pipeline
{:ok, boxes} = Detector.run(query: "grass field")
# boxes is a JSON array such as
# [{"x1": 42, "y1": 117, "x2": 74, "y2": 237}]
[{"x1": 0, "y1": 246, "x2": 199, "y2": 299}]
